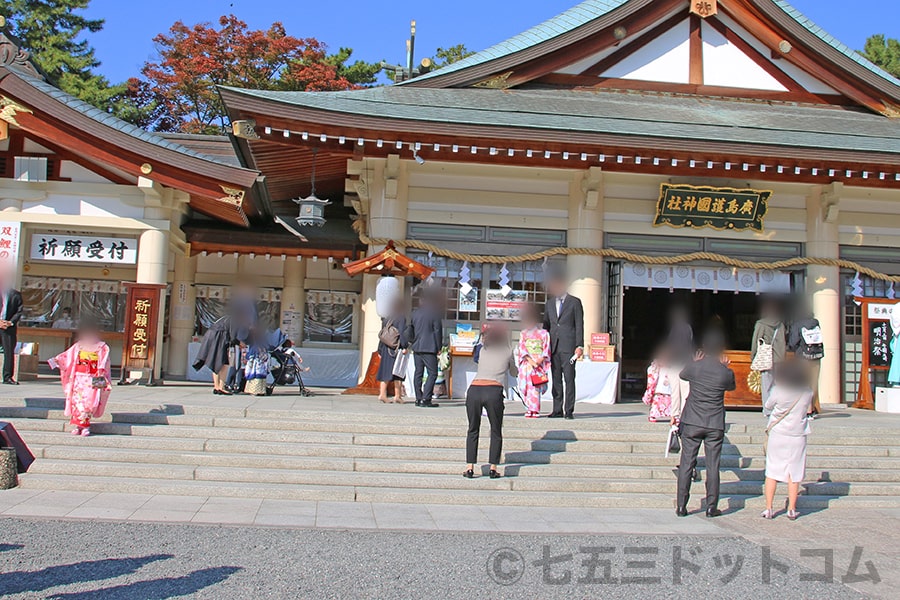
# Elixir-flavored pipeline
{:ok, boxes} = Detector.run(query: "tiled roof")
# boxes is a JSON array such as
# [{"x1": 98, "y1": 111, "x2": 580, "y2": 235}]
[
  {"x1": 772, "y1": 0, "x2": 900, "y2": 88},
  {"x1": 15, "y1": 72, "x2": 243, "y2": 169},
  {"x1": 226, "y1": 85, "x2": 900, "y2": 155},
  {"x1": 407, "y1": 0, "x2": 629, "y2": 83}
]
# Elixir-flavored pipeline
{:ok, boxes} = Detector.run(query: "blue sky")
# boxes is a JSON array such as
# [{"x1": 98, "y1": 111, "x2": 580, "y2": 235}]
[{"x1": 83, "y1": 0, "x2": 899, "y2": 83}]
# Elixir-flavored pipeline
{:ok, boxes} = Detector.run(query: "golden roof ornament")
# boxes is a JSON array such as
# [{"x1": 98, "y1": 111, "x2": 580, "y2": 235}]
[{"x1": 690, "y1": 1, "x2": 718, "y2": 18}]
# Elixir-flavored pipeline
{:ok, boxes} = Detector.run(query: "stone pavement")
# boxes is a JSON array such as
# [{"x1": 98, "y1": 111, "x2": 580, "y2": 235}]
[{"x1": 2, "y1": 377, "x2": 898, "y2": 597}]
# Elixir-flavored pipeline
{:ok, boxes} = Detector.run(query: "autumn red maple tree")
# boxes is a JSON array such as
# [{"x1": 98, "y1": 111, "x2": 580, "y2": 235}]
[{"x1": 140, "y1": 15, "x2": 364, "y2": 133}]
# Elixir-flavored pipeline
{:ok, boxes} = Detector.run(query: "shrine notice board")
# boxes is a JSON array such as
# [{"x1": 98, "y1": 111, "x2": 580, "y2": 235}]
[
  {"x1": 121, "y1": 283, "x2": 166, "y2": 383},
  {"x1": 856, "y1": 297, "x2": 899, "y2": 409}
]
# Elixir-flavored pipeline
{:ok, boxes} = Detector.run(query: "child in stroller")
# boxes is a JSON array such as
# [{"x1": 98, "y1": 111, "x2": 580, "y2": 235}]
[{"x1": 266, "y1": 338, "x2": 312, "y2": 397}]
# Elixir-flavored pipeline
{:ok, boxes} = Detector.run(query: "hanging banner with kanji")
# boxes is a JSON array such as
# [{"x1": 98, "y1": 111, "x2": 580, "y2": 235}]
[
  {"x1": 121, "y1": 283, "x2": 165, "y2": 377},
  {"x1": 654, "y1": 184, "x2": 771, "y2": 232},
  {"x1": 30, "y1": 233, "x2": 137, "y2": 264},
  {"x1": 0, "y1": 221, "x2": 21, "y2": 269}
]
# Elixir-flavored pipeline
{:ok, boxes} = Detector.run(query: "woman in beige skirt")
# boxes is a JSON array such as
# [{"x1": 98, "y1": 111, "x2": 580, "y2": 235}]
[{"x1": 761, "y1": 361, "x2": 813, "y2": 521}]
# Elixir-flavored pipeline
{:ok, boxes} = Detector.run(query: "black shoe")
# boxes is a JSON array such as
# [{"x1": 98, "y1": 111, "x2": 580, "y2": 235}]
[
  {"x1": 463, "y1": 470, "x2": 474, "y2": 479},
  {"x1": 4, "y1": 378, "x2": 18, "y2": 385},
  {"x1": 675, "y1": 506, "x2": 688, "y2": 517},
  {"x1": 415, "y1": 400, "x2": 423, "y2": 407},
  {"x1": 706, "y1": 507, "x2": 723, "y2": 518},
  {"x1": 213, "y1": 389, "x2": 221, "y2": 395},
  {"x1": 489, "y1": 469, "x2": 502, "y2": 479},
  {"x1": 564, "y1": 414, "x2": 574, "y2": 420},
  {"x1": 692, "y1": 468, "x2": 701, "y2": 482},
  {"x1": 548, "y1": 413, "x2": 564, "y2": 419},
  {"x1": 421, "y1": 401, "x2": 440, "y2": 408}
]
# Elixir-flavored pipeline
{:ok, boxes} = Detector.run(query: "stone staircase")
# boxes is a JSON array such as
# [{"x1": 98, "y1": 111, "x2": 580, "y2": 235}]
[{"x1": 3, "y1": 398, "x2": 900, "y2": 509}]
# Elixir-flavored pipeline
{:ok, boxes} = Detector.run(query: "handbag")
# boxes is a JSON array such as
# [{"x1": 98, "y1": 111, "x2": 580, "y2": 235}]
[
  {"x1": 751, "y1": 325, "x2": 780, "y2": 372},
  {"x1": 379, "y1": 319, "x2": 401, "y2": 349},
  {"x1": 530, "y1": 372, "x2": 549, "y2": 386},
  {"x1": 392, "y1": 350, "x2": 410, "y2": 378},
  {"x1": 665, "y1": 426, "x2": 681, "y2": 457},
  {"x1": 90, "y1": 376, "x2": 108, "y2": 389},
  {"x1": 763, "y1": 393, "x2": 804, "y2": 454}
]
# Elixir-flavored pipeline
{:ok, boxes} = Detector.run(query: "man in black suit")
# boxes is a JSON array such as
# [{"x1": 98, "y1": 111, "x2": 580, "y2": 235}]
[
  {"x1": 675, "y1": 331, "x2": 736, "y2": 518},
  {"x1": 0, "y1": 278, "x2": 23, "y2": 385},
  {"x1": 542, "y1": 269, "x2": 584, "y2": 420},
  {"x1": 406, "y1": 288, "x2": 444, "y2": 408}
]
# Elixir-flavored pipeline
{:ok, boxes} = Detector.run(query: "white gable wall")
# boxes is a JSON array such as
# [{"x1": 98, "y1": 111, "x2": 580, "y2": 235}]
[
  {"x1": 601, "y1": 19, "x2": 691, "y2": 84},
  {"x1": 701, "y1": 21, "x2": 787, "y2": 91}
]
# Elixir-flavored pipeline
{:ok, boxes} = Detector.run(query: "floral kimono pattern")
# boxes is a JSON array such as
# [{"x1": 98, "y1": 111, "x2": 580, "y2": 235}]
[
  {"x1": 642, "y1": 360, "x2": 673, "y2": 422},
  {"x1": 517, "y1": 327, "x2": 551, "y2": 415},
  {"x1": 49, "y1": 341, "x2": 111, "y2": 429}
]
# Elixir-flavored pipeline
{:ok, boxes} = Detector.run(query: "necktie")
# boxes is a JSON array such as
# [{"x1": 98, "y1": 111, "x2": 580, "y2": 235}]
[{"x1": 557, "y1": 298, "x2": 563, "y2": 319}]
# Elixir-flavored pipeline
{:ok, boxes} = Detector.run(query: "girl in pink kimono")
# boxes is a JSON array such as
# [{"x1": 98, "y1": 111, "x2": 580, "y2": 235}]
[
  {"x1": 517, "y1": 304, "x2": 551, "y2": 418},
  {"x1": 49, "y1": 324, "x2": 111, "y2": 437},
  {"x1": 642, "y1": 346, "x2": 675, "y2": 422}
]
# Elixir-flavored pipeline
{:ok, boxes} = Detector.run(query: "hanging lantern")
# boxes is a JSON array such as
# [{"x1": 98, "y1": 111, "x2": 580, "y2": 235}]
[{"x1": 276, "y1": 148, "x2": 331, "y2": 238}]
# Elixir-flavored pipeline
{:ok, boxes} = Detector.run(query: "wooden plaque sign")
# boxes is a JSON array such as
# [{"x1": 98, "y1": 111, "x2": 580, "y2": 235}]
[
  {"x1": 690, "y1": 1, "x2": 718, "y2": 18},
  {"x1": 121, "y1": 283, "x2": 166, "y2": 384},
  {"x1": 654, "y1": 184, "x2": 771, "y2": 232}
]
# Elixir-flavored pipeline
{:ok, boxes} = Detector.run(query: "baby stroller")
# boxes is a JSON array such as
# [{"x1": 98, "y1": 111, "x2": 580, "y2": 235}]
[{"x1": 266, "y1": 339, "x2": 312, "y2": 397}]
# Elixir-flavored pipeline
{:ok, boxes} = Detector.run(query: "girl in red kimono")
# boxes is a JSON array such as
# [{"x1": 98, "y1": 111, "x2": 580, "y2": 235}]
[
  {"x1": 517, "y1": 304, "x2": 551, "y2": 418},
  {"x1": 642, "y1": 345, "x2": 675, "y2": 423},
  {"x1": 49, "y1": 322, "x2": 111, "y2": 436}
]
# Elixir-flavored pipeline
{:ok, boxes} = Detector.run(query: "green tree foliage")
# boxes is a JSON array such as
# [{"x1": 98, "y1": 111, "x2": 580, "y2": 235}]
[
  {"x1": 324, "y1": 47, "x2": 382, "y2": 86},
  {"x1": 861, "y1": 34, "x2": 900, "y2": 79},
  {"x1": 432, "y1": 44, "x2": 475, "y2": 68}
]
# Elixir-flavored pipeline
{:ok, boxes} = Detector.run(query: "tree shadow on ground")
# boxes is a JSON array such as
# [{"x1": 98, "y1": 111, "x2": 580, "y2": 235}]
[
  {"x1": 0, "y1": 543, "x2": 24, "y2": 552},
  {"x1": 48, "y1": 566, "x2": 243, "y2": 600},
  {"x1": 0, "y1": 554, "x2": 173, "y2": 596}
]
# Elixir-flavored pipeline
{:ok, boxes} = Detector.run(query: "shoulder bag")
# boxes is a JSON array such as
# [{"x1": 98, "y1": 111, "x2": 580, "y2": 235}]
[
  {"x1": 751, "y1": 325, "x2": 780, "y2": 372},
  {"x1": 378, "y1": 319, "x2": 401, "y2": 349}
]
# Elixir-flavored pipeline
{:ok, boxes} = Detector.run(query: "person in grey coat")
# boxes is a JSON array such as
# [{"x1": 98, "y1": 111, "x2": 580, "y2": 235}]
[
  {"x1": 751, "y1": 299, "x2": 786, "y2": 405},
  {"x1": 406, "y1": 288, "x2": 444, "y2": 408}
]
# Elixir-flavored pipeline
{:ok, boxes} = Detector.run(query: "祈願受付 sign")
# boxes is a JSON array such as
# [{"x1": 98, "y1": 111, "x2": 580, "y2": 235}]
[
  {"x1": 654, "y1": 184, "x2": 771, "y2": 233},
  {"x1": 30, "y1": 234, "x2": 137, "y2": 264}
]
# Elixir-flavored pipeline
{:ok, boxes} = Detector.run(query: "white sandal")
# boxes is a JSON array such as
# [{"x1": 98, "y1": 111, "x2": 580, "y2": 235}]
[{"x1": 760, "y1": 509, "x2": 775, "y2": 519}]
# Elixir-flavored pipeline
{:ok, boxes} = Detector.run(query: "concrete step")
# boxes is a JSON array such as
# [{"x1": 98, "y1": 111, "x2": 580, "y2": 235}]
[
  {"x1": 29, "y1": 444, "x2": 900, "y2": 484},
  {"x1": 17, "y1": 473, "x2": 900, "y2": 509},
  {"x1": 17, "y1": 431, "x2": 900, "y2": 470},
  {"x1": 27, "y1": 458, "x2": 900, "y2": 498}
]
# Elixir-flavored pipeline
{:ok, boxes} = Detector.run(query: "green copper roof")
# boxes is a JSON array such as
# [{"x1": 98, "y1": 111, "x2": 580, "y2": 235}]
[
  {"x1": 15, "y1": 71, "x2": 243, "y2": 169},
  {"x1": 408, "y1": 0, "x2": 900, "y2": 90},
  {"x1": 226, "y1": 86, "x2": 900, "y2": 156},
  {"x1": 771, "y1": 0, "x2": 900, "y2": 87},
  {"x1": 407, "y1": 0, "x2": 630, "y2": 83}
]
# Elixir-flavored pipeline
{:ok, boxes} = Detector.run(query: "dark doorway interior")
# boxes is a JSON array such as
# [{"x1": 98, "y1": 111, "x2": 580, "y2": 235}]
[{"x1": 620, "y1": 289, "x2": 762, "y2": 400}]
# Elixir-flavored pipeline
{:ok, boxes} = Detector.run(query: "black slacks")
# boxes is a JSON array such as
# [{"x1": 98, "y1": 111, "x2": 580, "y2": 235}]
[
  {"x1": 550, "y1": 350, "x2": 576, "y2": 416},
  {"x1": 466, "y1": 385, "x2": 505, "y2": 466},
  {"x1": 676, "y1": 424, "x2": 724, "y2": 509},
  {"x1": 413, "y1": 352, "x2": 438, "y2": 402},
  {"x1": 0, "y1": 328, "x2": 16, "y2": 381}
]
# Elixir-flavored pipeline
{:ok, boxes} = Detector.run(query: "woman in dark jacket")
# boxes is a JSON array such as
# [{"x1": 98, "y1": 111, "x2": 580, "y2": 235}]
[
  {"x1": 376, "y1": 298, "x2": 408, "y2": 403},
  {"x1": 193, "y1": 285, "x2": 258, "y2": 395}
]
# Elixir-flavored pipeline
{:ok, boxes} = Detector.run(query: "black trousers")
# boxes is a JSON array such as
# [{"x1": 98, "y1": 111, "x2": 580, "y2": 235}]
[
  {"x1": 0, "y1": 328, "x2": 16, "y2": 381},
  {"x1": 466, "y1": 385, "x2": 504, "y2": 465},
  {"x1": 676, "y1": 424, "x2": 724, "y2": 509},
  {"x1": 550, "y1": 351, "x2": 576, "y2": 416},
  {"x1": 413, "y1": 352, "x2": 438, "y2": 402}
]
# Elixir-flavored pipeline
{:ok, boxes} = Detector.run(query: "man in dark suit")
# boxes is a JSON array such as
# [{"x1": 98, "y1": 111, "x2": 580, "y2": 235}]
[
  {"x1": 406, "y1": 288, "x2": 444, "y2": 408},
  {"x1": 0, "y1": 280, "x2": 23, "y2": 385},
  {"x1": 542, "y1": 269, "x2": 584, "y2": 420},
  {"x1": 675, "y1": 331, "x2": 736, "y2": 518}
]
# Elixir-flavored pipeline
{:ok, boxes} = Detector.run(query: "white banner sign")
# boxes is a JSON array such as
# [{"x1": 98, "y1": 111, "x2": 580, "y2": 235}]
[
  {"x1": 0, "y1": 221, "x2": 21, "y2": 267},
  {"x1": 30, "y1": 233, "x2": 137, "y2": 264},
  {"x1": 623, "y1": 263, "x2": 791, "y2": 294},
  {"x1": 867, "y1": 302, "x2": 898, "y2": 320}
]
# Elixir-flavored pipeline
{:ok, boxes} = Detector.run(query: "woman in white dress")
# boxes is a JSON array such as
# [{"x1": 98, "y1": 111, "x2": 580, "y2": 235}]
[{"x1": 761, "y1": 360, "x2": 813, "y2": 521}]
